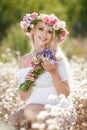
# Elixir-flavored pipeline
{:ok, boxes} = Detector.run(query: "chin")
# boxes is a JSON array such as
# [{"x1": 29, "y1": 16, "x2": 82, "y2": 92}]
[{"x1": 39, "y1": 42, "x2": 47, "y2": 46}]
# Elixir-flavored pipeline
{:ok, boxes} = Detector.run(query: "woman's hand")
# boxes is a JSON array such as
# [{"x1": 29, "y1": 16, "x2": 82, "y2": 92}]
[
  {"x1": 25, "y1": 71, "x2": 35, "y2": 81},
  {"x1": 42, "y1": 58, "x2": 58, "y2": 74}
]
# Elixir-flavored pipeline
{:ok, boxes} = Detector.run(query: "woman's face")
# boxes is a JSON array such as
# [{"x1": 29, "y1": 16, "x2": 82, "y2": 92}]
[{"x1": 32, "y1": 22, "x2": 53, "y2": 49}]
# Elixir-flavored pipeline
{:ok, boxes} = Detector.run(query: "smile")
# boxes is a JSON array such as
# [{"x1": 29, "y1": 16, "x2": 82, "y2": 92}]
[{"x1": 39, "y1": 37, "x2": 47, "y2": 41}]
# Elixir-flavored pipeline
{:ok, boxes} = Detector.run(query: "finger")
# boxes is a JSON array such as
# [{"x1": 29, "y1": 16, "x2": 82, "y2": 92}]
[
  {"x1": 25, "y1": 75, "x2": 30, "y2": 80},
  {"x1": 26, "y1": 76, "x2": 35, "y2": 81},
  {"x1": 26, "y1": 72, "x2": 34, "y2": 79},
  {"x1": 29, "y1": 72, "x2": 34, "y2": 76},
  {"x1": 41, "y1": 62, "x2": 45, "y2": 68},
  {"x1": 30, "y1": 77, "x2": 35, "y2": 81},
  {"x1": 44, "y1": 58, "x2": 49, "y2": 62},
  {"x1": 43, "y1": 58, "x2": 50, "y2": 65}
]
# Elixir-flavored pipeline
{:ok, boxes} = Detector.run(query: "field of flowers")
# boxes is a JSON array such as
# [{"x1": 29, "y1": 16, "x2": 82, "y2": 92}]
[{"x1": 0, "y1": 48, "x2": 87, "y2": 130}]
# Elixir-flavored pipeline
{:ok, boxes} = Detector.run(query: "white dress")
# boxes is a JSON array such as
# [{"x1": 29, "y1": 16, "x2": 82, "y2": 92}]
[
  {"x1": 18, "y1": 59, "x2": 68, "y2": 105},
  {"x1": 18, "y1": 59, "x2": 77, "y2": 125}
]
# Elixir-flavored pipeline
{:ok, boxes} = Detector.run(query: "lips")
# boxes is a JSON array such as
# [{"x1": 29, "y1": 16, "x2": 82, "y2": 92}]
[{"x1": 39, "y1": 37, "x2": 47, "y2": 42}]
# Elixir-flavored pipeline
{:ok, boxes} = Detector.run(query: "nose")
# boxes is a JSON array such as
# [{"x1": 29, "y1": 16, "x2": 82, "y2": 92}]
[{"x1": 42, "y1": 30, "x2": 47, "y2": 38}]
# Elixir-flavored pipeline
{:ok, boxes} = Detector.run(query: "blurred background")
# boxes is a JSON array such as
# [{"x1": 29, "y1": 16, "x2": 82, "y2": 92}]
[
  {"x1": 0, "y1": 0, "x2": 87, "y2": 60},
  {"x1": 0, "y1": 1, "x2": 87, "y2": 129}
]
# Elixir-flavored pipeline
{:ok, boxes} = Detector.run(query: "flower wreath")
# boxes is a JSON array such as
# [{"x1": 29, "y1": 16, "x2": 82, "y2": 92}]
[{"x1": 20, "y1": 12, "x2": 69, "y2": 43}]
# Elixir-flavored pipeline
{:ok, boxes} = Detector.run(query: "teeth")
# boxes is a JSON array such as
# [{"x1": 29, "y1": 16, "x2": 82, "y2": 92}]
[{"x1": 39, "y1": 37, "x2": 47, "y2": 41}]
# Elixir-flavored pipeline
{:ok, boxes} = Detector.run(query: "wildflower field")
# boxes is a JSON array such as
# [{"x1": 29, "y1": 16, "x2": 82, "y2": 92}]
[{"x1": 0, "y1": 48, "x2": 87, "y2": 130}]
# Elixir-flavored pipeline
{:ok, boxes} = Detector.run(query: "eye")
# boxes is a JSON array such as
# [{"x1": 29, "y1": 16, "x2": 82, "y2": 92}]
[
  {"x1": 38, "y1": 27, "x2": 43, "y2": 31},
  {"x1": 48, "y1": 30, "x2": 53, "y2": 34}
]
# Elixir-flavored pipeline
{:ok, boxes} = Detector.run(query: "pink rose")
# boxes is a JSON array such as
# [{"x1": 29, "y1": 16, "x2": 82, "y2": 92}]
[
  {"x1": 42, "y1": 15, "x2": 58, "y2": 25},
  {"x1": 42, "y1": 16, "x2": 49, "y2": 23},
  {"x1": 49, "y1": 19, "x2": 58, "y2": 25},
  {"x1": 28, "y1": 59, "x2": 35, "y2": 67},
  {"x1": 31, "y1": 12, "x2": 38, "y2": 19},
  {"x1": 51, "y1": 19, "x2": 58, "y2": 24},
  {"x1": 47, "y1": 19, "x2": 53, "y2": 25},
  {"x1": 61, "y1": 29, "x2": 67, "y2": 37},
  {"x1": 42, "y1": 16, "x2": 53, "y2": 25},
  {"x1": 23, "y1": 16, "x2": 28, "y2": 21}
]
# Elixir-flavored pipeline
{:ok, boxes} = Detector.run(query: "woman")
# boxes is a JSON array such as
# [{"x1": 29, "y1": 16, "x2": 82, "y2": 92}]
[
  {"x1": 9, "y1": 12, "x2": 72, "y2": 127},
  {"x1": 19, "y1": 12, "x2": 70, "y2": 121}
]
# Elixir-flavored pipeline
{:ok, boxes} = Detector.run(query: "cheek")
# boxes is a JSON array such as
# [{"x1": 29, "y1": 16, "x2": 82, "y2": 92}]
[{"x1": 33, "y1": 31, "x2": 39, "y2": 38}]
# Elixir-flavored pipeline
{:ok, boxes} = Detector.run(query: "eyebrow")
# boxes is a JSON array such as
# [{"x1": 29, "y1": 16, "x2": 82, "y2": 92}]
[
  {"x1": 37, "y1": 25, "x2": 53, "y2": 32},
  {"x1": 37, "y1": 25, "x2": 44, "y2": 28},
  {"x1": 37, "y1": 25, "x2": 52, "y2": 30}
]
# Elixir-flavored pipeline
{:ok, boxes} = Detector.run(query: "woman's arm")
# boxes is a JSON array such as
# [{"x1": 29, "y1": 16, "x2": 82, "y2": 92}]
[
  {"x1": 18, "y1": 54, "x2": 33, "y2": 101},
  {"x1": 51, "y1": 71, "x2": 70, "y2": 97},
  {"x1": 19, "y1": 88, "x2": 32, "y2": 101},
  {"x1": 42, "y1": 58, "x2": 70, "y2": 97}
]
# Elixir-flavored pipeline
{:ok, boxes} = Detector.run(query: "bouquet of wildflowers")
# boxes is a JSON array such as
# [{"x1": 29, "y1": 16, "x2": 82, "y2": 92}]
[{"x1": 19, "y1": 49, "x2": 56, "y2": 91}]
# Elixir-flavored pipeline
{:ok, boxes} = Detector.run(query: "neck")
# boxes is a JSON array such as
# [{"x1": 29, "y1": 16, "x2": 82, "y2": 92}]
[{"x1": 34, "y1": 45, "x2": 46, "y2": 53}]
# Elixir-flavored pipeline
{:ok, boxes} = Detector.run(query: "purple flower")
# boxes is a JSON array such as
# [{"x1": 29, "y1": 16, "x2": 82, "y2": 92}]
[
  {"x1": 40, "y1": 49, "x2": 56, "y2": 64},
  {"x1": 28, "y1": 16, "x2": 32, "y2": 21}
]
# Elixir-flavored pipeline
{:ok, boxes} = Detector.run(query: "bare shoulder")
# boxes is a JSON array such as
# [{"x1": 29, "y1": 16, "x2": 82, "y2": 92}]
[{"x1": 19, "y1": 53, "x2": 32, "y2": 69}]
